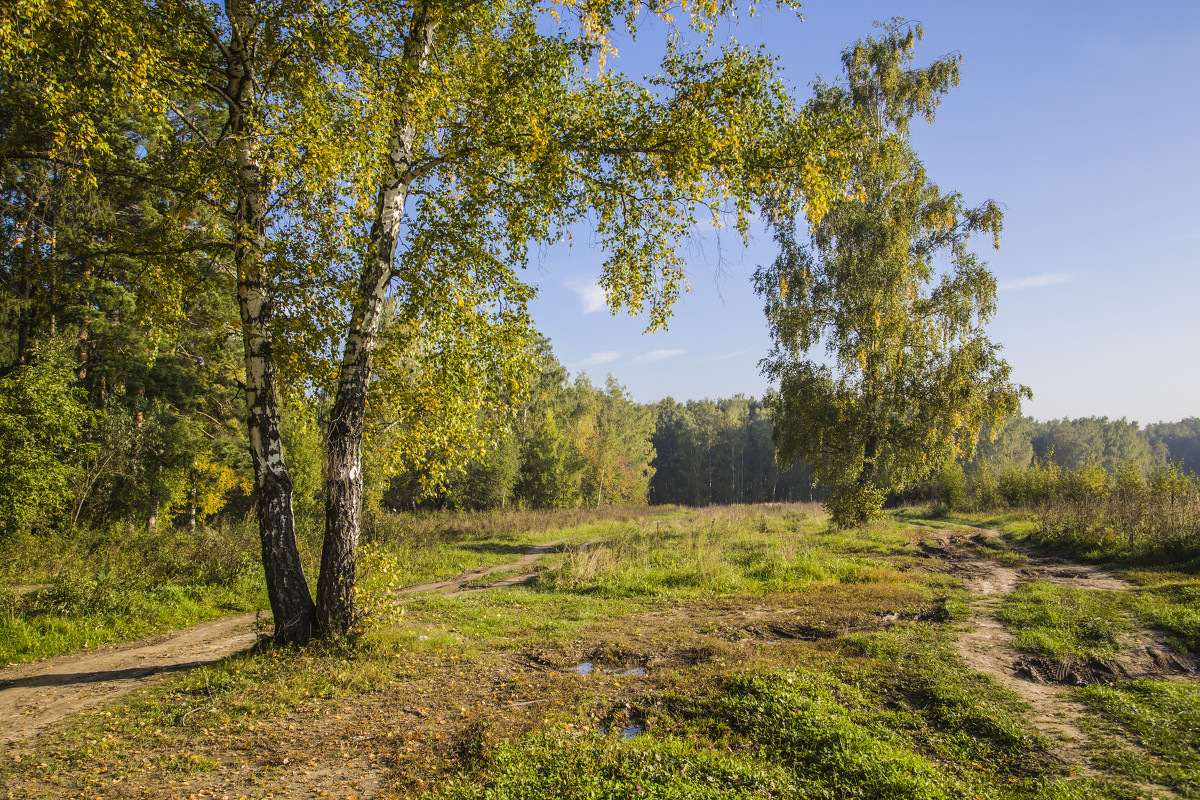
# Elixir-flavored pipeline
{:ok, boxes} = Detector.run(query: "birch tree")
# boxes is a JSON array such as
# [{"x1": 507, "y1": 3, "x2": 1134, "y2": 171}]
[
  {"x1": 7, "y1": 0, "x2": 850, "y2": 642},
  {"x1": 756, "y1": 22, "x2": 1028, "y2": 527},
  {"x1": 309, "y1": 0, "x2": 851, "y2": 635}
]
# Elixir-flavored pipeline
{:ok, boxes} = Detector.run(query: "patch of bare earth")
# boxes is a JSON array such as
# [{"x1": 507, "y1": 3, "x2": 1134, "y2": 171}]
[
  {"x1": 393, "y1": 541, "x2": 566, "y2": 598},
  {"x1": 916, "y1": 525, "x2": 1195, "y2": 796},
  {"x1": 0, "y1": 540, "x2": 576, "y2": 757},
  {"x1": 0, "y1": 612, "x2": 267, "y2": 746}
]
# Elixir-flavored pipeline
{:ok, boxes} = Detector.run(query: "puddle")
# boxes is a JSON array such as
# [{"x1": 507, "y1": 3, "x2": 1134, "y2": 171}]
[
  {"x1": 569, "y1": 662, "x2": 645, "y2": 677},
  {"x1": 597, "y1": 717, "x2": 645, "y2": 739},
  {"x1": 619, "y1": 721, "x2": 644, "y2": 739}
]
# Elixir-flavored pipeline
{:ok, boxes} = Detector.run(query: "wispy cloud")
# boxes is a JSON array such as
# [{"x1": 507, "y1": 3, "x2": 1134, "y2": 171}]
[
  {"x1": 566, "y1": 280, "x2": 607, "y2": 314},
  {"x1": 703, "y1": 348, "x2": 754, "y2": 362},
  {"x1": 577, "y1": 351, "x2": 622, "y2": 369},
  {"x1": 998, "y1": 272, "x2": 1076, "y2": 292},
  {"x1": 632, "y1": 348, "x2": 685, "y2": 365}
]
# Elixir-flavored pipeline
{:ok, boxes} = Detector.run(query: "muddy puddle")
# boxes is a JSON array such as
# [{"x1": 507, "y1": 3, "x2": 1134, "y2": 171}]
[
  {"x1": 600, "y1": 716, "x2": 645, "y2": 739},
  {"x1": 570, "y1": 662, "x2": 646, "y2": 677}
]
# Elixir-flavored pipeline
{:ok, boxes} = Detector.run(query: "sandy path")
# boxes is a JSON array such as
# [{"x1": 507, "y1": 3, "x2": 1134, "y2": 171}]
[
  {"x1": 921, "y1": 526, "x2": 1194, "y2": 795},
  {"x1": 1, "y1": 541, "x2": 570, "y2": 746},
  {"x1": 0, "y1": 612, "x2": 263, "y2": 745},
  {"x1": 395, "y1": 540, "x2": 572, "y2": 598}
]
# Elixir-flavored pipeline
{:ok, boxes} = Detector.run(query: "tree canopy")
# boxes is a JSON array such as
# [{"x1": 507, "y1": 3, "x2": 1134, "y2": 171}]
[
  {"x1": 3, "y1": 0, "x2": 856, "y2": 641},
  {"x1": 755, "y1": 21, "x2": 1028, "y2": 526}
]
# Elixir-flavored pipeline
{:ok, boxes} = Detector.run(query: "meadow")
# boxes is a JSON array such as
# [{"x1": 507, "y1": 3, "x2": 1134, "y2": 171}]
[{"x1": 1, "y1": 503, "x2": 1198, "y2": 799}]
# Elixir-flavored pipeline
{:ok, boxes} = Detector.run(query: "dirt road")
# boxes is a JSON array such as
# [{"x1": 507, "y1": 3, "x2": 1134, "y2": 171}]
[
  {"x1": 920, "y1": 525, "x2": 1196, "y2": 796},
  {"x1": 0, "y1": 612, "x2": 263, "y2": 745},
  {"x1": 0, "y1": 540, "x2": 567, "y2": 745}
]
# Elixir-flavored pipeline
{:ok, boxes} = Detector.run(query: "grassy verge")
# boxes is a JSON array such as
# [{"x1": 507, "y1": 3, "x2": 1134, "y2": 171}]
[
  {"x1": 994, "y1": 583, "x2": 1130, "y2": 660},
  {"x1": 3, "y1": 504, "x2": 1198, "y2": 800},
  {"x1": 0, "y1": 520, "x2": 272, "y2": 665},
  {"x1": 0, "y1": 571, "x2": 266, "y2": 665},
  {"x1": 1074, "y1": 679, "x2": 1200, "y2": 798}
]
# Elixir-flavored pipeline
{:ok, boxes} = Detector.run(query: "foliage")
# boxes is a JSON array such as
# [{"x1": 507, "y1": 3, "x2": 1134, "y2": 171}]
[
  {"x1": 650, "y1": 395, "x2": 822, "y2": 506},
  {"x1": 961, "y1": 459, "x2": 1200, "y2": 559},
  {"x1": 571, "y1": 375, "x2": 656, "y2": 508},
  {"x1": 1145, "y1": 418, "x2": 1200, "y2": 476},
  {"x1": 756, "y1": 22, "x2": 1027, "y2": 527},
  {"x1": 0, "y1": 340, "x2": 92, "y2": 534}
]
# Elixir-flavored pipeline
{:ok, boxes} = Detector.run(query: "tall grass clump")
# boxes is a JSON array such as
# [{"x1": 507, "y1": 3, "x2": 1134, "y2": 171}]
[{"x1": 964, "y1": 460, "x2": 1200, "y2": 560}]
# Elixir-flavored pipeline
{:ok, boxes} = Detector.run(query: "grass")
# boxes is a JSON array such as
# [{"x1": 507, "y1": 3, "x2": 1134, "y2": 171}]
[
  {"x1": 3, "y1": 503, "x2": 1199, "y2": 800},
  {"x1": 0, "y1": 519, "x2": 271, "y2": 665},
  {"x1": 0, "y1": 571, "x2": 266, "y2": 665},
  {"x1": 1074, "y1": 679, "x2": 1200, "y2": 798},
  {"x1": 914, "y1": 506, "x2": 1200, "y2": 657},
  {"x1": 995, "y1": 583, "x2": 1131, "y2": 660}
]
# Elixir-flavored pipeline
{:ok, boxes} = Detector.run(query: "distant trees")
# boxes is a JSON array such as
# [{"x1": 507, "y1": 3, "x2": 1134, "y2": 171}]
[
  {"x1": 649, "y1": 397, "x2": 819, "y2": 506},
  {"x1": 969, "y1": 416, "x2": 1178, "y2": 477},
  {"x1": 756, "y1": 22, "x2": 1027, "y2": 526},
  {"x1": 1144, "y1": 419, "x2": 1200, "y2": 476},
  {"x1": 385, "y1": 340, "x2": 656, "y2": 512}
]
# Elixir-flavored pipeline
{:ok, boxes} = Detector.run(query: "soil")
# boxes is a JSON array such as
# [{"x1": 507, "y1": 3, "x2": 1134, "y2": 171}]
[
  {"x1": 914, "y1": 525, "x2": 1196, "y2": 797},
  {"x1": 0, "y1": 540, "x2": 571, "y2": 748},
  {"x1": 393, "y1": 541, "x2": 564, "y2": 598},
  {"x1": 0, "y1": 612, "x2": 265, "y2": 745}
]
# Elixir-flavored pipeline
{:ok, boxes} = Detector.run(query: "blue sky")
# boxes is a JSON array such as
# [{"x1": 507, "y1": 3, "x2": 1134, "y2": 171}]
[{"x1": 526, "y1": 1, "x2": 1200, "y2": 425}]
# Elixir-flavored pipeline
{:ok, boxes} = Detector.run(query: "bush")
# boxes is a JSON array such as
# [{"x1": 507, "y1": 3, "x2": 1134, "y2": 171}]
[
  {"x1": 936, "y1": 462, "x2": 966, "y2": 511},
  {"x1": 825, "y1": 485, "x2": 887, "y2": 528},
  {"x1": 965, "y1": 458, "x2": 1200, "y2": 559}
]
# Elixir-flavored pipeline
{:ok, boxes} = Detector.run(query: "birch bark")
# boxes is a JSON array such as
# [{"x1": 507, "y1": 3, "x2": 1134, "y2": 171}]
[
  {"x1": 315, "y1": 3, "x2": 438, "y2": 637},
  {"x1": 227, "y1": 0, "x2": 314, "y2": 645}
]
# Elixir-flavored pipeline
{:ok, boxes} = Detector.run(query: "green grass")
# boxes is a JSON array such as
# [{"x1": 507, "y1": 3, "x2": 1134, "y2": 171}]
[
  {"x1": 1075, "y1": 679, "x2": 1200, "y2": 798},
  {"x1": 1125, "y1": 580, "x2": 1200, "y2": 654},
  {"x1": 0, "y1": 518, "x2": 274, "y2": 664},
  {"x1": 534, "y1": 507, "x2": 925, "y2": 599},
  {"x1": 995, "y1": 582, "x2": 1130, "y2": 660},
  {"x1": 0, "y1": 569, "x2": 267, "y2": 665},
  {"x1": 430, "y1": 625, "x2": 1118, "y2": 800},
  {"x1": 4, "y1": 503, "x2": 1199, "y2": 800}
]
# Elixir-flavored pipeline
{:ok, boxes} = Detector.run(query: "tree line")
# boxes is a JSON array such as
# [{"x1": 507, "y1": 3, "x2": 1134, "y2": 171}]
[{"x1": 376, "y1": 354, "x2": 1199, "y2": 512}]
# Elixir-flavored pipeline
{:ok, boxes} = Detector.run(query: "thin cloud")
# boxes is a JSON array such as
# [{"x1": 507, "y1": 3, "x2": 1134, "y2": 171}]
[
  {"x1": 566, "y1": 280, "x2": 607, "y2": 314},
  {"x1": 577, "y1": 351, "x2": 622, "y2": 368},
  {"x1": 703, "y1": 348, "x2": 754, "y2": 362},
  {"x1": 632, "y1": 348, "x2": 685, "y2": 365},
  {"x1": 998, "y1": 272, "x2": 1076, "y2": 292}
]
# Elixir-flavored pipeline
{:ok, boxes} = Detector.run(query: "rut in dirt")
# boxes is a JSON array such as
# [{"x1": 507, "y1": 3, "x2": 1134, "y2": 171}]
[
  {"x1": 0, "y1": 539, "x2": 569, "y2": 746},
  {"x1": 925, "y1": 525, "x2": 1196, "y2": 793}
]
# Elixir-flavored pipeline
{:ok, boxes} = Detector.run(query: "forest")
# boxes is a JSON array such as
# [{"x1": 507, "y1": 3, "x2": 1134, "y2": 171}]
[{"x1": 4, "y1": 4, "x2": 1200, "y2": 799}]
